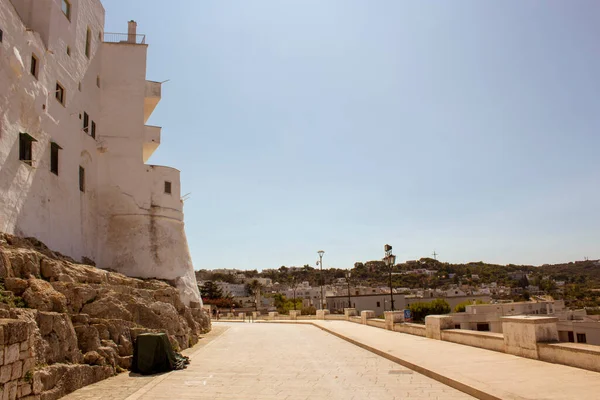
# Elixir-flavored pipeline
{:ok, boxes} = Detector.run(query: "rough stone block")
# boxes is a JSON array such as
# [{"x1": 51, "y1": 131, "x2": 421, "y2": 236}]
[
  {"x1": 19, "y1": 350, "x2": 28, "y2": 361},
  {"x1": 502, "y1": 316, "x2": 559, "y2": 359},
  {"x1": 361, "y1": 310, "x2": 375, "y2": 325},
  {"x1": 425, "y1": 315, "x2": 454, "y2": 340},
  {"x1": 5, "y1": 343, "x2": 20, "y2": 364},
  {"x1": 11, "y1": 360, "x2": 22, "y2": 380},
  {"x1": 20, "y1": 341, "x2": 28, "y2": 351},
  {"x1": 0, "y1": 350, "x2": 3, "y2": 366},
  {"x1": 22, "y1": 358, "x2": 35, "y2": 376},
  {"x1": 18, "y1": 381, "x2": 32, "y2": 397},
  {"x1": 3, "y1": 380, "x2": 17, "y2": 400},
  {"x1": 0, "y1": 320, "x2": 29, "y2": 345},
  {"x1": 0, "y1": 364, "x2": 12, "y2": 383},
  {"x1": 70, "y1": 314, "x2": 90, "y2": 325},
  {"x1": 189, "y1": 301, "x2": 201, "y2": 309}
]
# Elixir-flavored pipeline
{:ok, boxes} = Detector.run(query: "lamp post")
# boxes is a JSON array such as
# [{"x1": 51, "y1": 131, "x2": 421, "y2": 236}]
[
  {"x1": 345, "y1": 271, "x2": 352, "y2": 308},
  {"x1": 383, "y1": 244, "x2": 396, "y2": 311},
  {"x1": 317, "y1": 250, "x2": 325, "y2": 310}
]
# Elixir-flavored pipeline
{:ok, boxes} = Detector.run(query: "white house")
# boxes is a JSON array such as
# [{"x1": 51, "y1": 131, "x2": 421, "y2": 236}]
[{"x1": 0, "y1": 0, "x2": 200, "y2": 305}]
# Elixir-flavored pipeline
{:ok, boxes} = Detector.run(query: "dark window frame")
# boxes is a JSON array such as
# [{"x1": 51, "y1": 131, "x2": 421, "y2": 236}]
[
  {"x1": 50, "y1": 142, "x2": 61, "y2": 175},
  {"x1": 55, "y1": 82, "x2": 65, "y2": 105},
  {"x1": 31, "y1": 54, "x2": 38, "y2": 79},
  {"x1": 83, "y1": 112, "x2": 89, "y2": 133},
  {"x1": 85, "y1": 27, "x2": 91, "y2": 58},
  {"x1": 164, "y1": 181, "x2": 172, "y2": 194},
  {"x1": 62, "y1": 0, "x2": 71, "y2": 21},
  {"x1": 19, "y1": 133, "x2": 37, "y2": 166},
  {"x1": 66, "y1": 46, "x2": 71, "y2": 56},
  {"x1": 91, "y1": 121, "x2": 96, "y2": 139},
  {"x1": 0, "y1": 29, "x2": 3, "y2": 43},
  {"x1": 576, "y1": 333, "x2": 587, "y2": 344},
  {"x1": 79, "y1": 166, "x2": 85, "y2": 192}
]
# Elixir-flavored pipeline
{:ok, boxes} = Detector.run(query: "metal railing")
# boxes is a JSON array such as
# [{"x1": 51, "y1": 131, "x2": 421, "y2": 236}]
[{"x1": 102, "y1": 32, "x2": 146, "y2": 45}]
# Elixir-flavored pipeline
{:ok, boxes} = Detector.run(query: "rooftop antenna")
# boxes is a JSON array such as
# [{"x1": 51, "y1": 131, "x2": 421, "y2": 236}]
[{"x1": 181, "y1": 192, "x2": 191, "y2": 202}]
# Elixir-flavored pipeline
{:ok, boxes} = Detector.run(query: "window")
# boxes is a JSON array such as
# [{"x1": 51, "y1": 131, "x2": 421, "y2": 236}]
[
  {"x1": 55, "y1": 82, "x2": 65, "y2": 105},
  {"x1": 476, "y1": 323, "x2": 490, "y2": 332},
  {"x1": 376, "y1": 302, "x2": 380, "y2": 307},
  {"x1": 164, "y1": 181, "x2": 172, "y2": 194},
  {"x1": 79, "y1": 166, "x2": 85, "y2": 192},
  {"x1": 30, "y1": 54, "x2": 38, "y2": 79},
  {"x1": 96, "y1": 75, "x2": 100, "y2": 88},
  {"x1": 455, "y1": 324, "x2": 461, "y2": 329},
  {"x1": 91, "y1": 121, "x2": 96, "y2": 139},
  {"x1": 83, "y1": 112, "x2": 89, "y2": 133},
  {"x1": 66, "y1": 46, "x2": 71, "y2": 56},
  {"x1": 85, "y1": 28, "x2": 91, "y2": 58},
  {"x1": 567, "y1": 331, "x2": 574, "y2": 343},
  {"x1": 62, "y1": 0, "x2": 71, "y2": 20},
  {"x1": 19, "y1": 133, "x2": 36, "y2": 166},
  {"x1": 50, "y1": 142, "x2": 61, "y2": 175},
  {"x1": 576, "y1": 333, "x2": 587, "y2": 344},
  {"x1": 78, "y1": 82, "x2": 82, "y2": 92},
  {"x1": 0, "y1": 28, "x2": 3, "y2": 43}
]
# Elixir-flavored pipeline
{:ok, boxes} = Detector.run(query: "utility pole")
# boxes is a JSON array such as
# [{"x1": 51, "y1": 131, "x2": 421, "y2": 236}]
[
  {"x1": 432, "y1": 250, "x2": 438, "y2": 260},
  {"x1": 383, "y1": 244, "x2": 396, "y2": 311}
]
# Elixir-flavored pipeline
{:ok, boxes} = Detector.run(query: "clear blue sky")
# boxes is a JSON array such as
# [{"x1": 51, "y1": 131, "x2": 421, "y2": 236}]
[{"x1": 102, "y1": 1, "x2": 600, "y2": 270}]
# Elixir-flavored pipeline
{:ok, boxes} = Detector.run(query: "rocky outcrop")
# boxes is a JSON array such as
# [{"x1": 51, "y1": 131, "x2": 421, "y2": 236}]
[{"x1": 0, "y1": 234, "x2": 211, "y2": 399}]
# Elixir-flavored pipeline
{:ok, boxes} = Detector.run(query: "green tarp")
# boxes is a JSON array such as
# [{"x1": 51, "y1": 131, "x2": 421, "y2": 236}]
[{"x1": 131, "y1": 333, "x2": 190, "y2": 375}]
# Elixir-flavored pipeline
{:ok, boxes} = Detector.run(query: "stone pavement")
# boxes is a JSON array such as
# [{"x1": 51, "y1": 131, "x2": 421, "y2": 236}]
[
  {"x1": 64, "y1": 322, "x2": 473, "y2": 400},
  {"x1": 303, "y1": 320, "x2": 600, "y2": 400}
]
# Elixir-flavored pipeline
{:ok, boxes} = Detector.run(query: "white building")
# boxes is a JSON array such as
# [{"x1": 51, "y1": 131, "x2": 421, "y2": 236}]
[
  {"x1": 216, "y1": 282, "x2": 247, "y2": 298},
  {"x1": 0, "y1": 0, "x2": 200, "y2": 305}
]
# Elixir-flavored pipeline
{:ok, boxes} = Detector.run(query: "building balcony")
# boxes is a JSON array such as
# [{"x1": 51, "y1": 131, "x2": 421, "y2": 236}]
[
  {"x1": 143, "y1": 125, "x2": 162, "y2": 163},
  {"x1": 144, "y1": 80, "x2": 162, "y2": 123},
  {"x1": 102, "y1": 32, "x2": 147, "y2": 45}
]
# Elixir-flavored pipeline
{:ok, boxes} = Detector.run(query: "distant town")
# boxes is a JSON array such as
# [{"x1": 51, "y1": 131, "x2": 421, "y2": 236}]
[{"x1": 197, "y1": 256, "x2": 600, "y2": 345}]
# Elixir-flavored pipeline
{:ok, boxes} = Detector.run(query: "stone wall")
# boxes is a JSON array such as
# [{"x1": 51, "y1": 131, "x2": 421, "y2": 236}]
[{"x1": 0, "y1": 233, "x2": 211, "y2": 399}]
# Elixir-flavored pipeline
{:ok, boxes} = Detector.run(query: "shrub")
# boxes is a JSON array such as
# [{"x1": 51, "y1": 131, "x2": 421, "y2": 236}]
[{"x1": 409, "y1": 299, "x2": 450, "y2": 322}]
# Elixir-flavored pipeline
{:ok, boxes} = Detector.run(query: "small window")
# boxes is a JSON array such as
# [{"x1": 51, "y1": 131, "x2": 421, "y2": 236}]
[
  {"x1": 62, "y1": 0, "x2": 71, "y2": 20},
  {"x1": 91, "y1": 121, "x2": 96, "y2": 139},
  {"x1": 78, "y1": 82, "x2": 82, "y2": 91},
  {"x1": 96, "y1": 75, "x2": 100, "y2": 88},
  {"x1": 0, "y1": 29, "x2": 3, "y2": 43},
  {"x1": 79, "y1": 166, "x2": 85, "y2": 192},
  {"x1": 568, "y1": 331, "x2": 574, "y2": 343},
  {"x1": 50, "y1": 142, "x2": 61, "y2": 175},
  {"x1": 66, "y1": 46, "x2": 71, "y2": 56},
  {"x1": 19, "y1": 133, "x2": 37, "y2": 166},
  {"x1": 576, "y1": 333, "x2": 587, "y2": 344},
  {"x1": 85, "y1": 27, "x2": 91, "y2": 58},
  {"x1": 164, "y1": 181, "x2": 172, "y2": 194},
  {"x1": 83, "y1": 112, "x2": 89, "y2": 133},
  {"x1": 455, "y1": 324, "x2": 461, "y2": 329},
  {"x1": 55, "y1": 82, "x2": 65, "y2": 105},
  {"x1": 376, "y1": 302, "x2": 380, "y2": 307},
  {"x1": 30, "y1": 54, "x2": 38, "y2": 79}
]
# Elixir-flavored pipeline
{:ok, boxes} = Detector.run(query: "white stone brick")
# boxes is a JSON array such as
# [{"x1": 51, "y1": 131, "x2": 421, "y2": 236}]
[{"x1": 4, "y1": 344, "x2": 19, "y2": 365}]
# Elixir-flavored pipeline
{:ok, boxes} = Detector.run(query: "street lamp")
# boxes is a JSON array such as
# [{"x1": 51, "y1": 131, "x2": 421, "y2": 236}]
[
  {"x1": 345, "y1": 271, "x2": 352, "y2": 309},
  {"x1": 383, "y1": 244, "x2": 396, "y2": 311},
  {"x1": 317, "y1": 250, "x2": 325, "y2": 310}
]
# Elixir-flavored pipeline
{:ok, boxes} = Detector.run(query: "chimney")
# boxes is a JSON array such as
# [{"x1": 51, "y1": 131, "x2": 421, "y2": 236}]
[{"x1": 127, "y1": 20, "x2": 137, "y2": 43}]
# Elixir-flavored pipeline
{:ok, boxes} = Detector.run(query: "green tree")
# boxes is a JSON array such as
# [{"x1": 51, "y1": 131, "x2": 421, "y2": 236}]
[{"x1": 200, "y1": 281, "x2": 223, "y2": 300}]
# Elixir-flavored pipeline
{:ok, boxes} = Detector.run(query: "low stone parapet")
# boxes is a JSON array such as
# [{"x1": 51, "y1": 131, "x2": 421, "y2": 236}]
[
  {"x1": 384, "y1": 311, "x2": 404, "y2": 331},
  {"x1": 252, "y1": 312, "x2": 261, "y2": 318},
  {"x1": 344, "y1": 308, "x2": 357, "y2": 320},
  {"x1": 268, "y1": 312, "x2": 279, "y2": 318},
  {"x1": 502, "y1": 316, "x2": 558, "y2": 359},
  {"x1": 361, "y1": 310, "x2": 375, "y2": 325},
  {"x1": 425, "y1": 315, "x2": 454, "y2": 340},
  {"x1": 316, "y1": 310, "x2": 330, "y2": 320},
  {"x1": 289, "y1": 310, "x2": 301, "y2": 320},
  {"x1": 238, "y1": 313, "x2": 245, "y2": 319}
]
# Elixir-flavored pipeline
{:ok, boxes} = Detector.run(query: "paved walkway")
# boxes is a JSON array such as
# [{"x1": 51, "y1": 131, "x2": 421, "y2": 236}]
[
  {"x1": 65, "y1": 322, "x2": 473, "y2": 400},
  {"x1": 303, "y1": 320, "x2": 600, "y2": 400}
]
